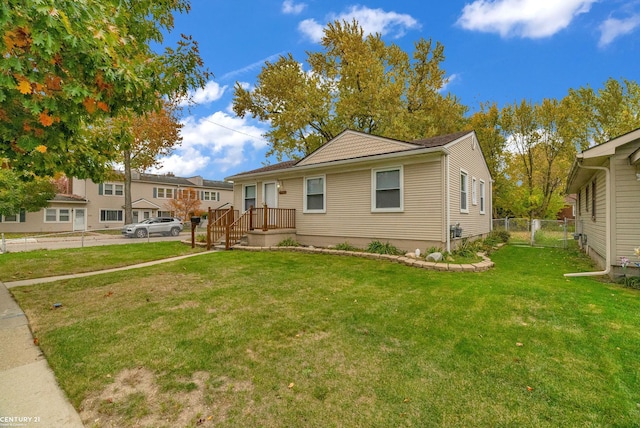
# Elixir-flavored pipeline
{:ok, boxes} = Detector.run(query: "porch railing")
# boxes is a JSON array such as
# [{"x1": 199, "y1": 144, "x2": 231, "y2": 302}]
[{"x1": 207, "y1": 205, "x2": 296, "y2": 250}]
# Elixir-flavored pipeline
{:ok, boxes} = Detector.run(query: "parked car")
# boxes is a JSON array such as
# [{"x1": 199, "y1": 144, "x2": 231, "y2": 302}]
[{"x1": 121, "y1": 217, "x2": 183, "y2": 238}]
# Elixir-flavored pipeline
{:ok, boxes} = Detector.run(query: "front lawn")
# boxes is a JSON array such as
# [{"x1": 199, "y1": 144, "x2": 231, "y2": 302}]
[
  {"x1": 0, "y1": 242, "x2": 203, "y2": 281},
  {"x1": 11, "y1": 246, "x2": 640, "y2": 427}
]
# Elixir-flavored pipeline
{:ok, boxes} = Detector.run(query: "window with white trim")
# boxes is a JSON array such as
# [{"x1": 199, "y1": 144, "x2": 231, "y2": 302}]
[
  {"x1": 460, "y1": 170, "x2": 469, "y2": 213},
  {"x1": 2, "y1": 213, "x2": 19, "y2": 223},
  {"x1": 104, "y1": 183, "x2": 123, "y2": 196},
  {"x1": 100, "y1": 209, "x2": 124, "y2": 223},
  {"x1": 244, "y1": 185, "x2": 256, "y2": 211},
  {"x1": 479, "y1": 180, "x2": 486, "y2": 214},
  {"x1": 372, "y1": 167, "x2": 403, "y2": 212},
  {"x1": 304, "y1": 176, "x2": 325, "y2": 213},
  {"x1": 44, "y1": 208, "x2": 71, "y2": 223},
  {"x1": 201, "y1": 190, "x2": 218, "y2": 201},
  {"x1": 154, "y1": 187, "x2": 175, "y2": 199},
  {"x1": 472, "y1": 177, "x2": 477, "y2": 205}
]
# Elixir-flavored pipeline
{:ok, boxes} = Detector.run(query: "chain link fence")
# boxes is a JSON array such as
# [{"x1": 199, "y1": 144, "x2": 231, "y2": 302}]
[{"x1": 492, "y1": 218, "x2": 577, "y2": 249}]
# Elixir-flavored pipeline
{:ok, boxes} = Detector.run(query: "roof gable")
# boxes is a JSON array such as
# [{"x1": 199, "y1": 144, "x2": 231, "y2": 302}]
[{"x1": 296, "y1": 130, "x2": 418, "y2": 167}]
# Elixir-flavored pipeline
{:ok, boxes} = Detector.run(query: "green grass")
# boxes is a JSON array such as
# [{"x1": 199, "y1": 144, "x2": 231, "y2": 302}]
[
  {"x1": 0, "y1": 242, "x2": 204, "y2": 281},
  {"x1": 10, "y1": 246, "x2": 640, "y2": 427}
]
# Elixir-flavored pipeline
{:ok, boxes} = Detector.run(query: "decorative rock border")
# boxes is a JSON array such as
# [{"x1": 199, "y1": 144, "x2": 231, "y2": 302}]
[{"x1": 232, "y1": 245, "x2": 495, "y2": 272}]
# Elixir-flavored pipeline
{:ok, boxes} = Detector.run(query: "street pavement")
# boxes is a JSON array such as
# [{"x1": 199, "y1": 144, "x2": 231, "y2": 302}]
[{"x1": 0, "y1": 231, "x2": 192, "y2": 253}]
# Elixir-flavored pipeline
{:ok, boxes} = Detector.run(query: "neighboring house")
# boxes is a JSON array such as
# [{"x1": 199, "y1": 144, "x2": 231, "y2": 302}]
[
  {"x1": 566, "y1": 127, "x2": 640, "y2": 276},
  {"x1": 225, "y1": 129, "x2": 492, "y2": 252},
  {"x1": 557, "y1": 194, "x2": 576, "y2": 220},
  {"x1": 0, "y1": 172, "x2": 233, "y2": 233}
]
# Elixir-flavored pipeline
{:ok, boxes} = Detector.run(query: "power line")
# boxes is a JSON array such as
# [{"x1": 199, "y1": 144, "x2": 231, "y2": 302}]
[{"x1": 200, "y1": 117, "x2": 268, "y2": 141}]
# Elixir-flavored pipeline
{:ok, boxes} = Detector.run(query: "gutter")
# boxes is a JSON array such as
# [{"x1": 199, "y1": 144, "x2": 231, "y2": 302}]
[
  {"x1": 446, "y1": 153, "x2": 451, "y2": 253},
  {"x1": 564, "y1": 162, "x2": 611, "y2": 277}
]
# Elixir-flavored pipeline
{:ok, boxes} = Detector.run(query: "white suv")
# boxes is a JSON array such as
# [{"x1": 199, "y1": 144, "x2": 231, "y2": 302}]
[{"x1": 121, "y1": 217, "x2": 183, "y2": 238}]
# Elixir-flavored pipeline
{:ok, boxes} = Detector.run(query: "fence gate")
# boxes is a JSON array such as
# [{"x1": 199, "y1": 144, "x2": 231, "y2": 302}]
[{"x1": 492, "y1": 218, "x2": 576, "y2": 249}]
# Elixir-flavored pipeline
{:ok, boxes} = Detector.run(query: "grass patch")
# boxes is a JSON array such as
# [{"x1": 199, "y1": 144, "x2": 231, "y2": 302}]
[
  {"x1": 11, "y1": 246, "x2": 640, "y2": 427},
  {"x1": 0, "y1": 242, "x2": 203, "y2": 281}
]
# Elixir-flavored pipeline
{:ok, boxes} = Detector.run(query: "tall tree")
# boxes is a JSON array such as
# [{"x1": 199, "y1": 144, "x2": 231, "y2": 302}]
[
  {"x1": 233, "y1": 20, "x2": 467, "y2": 160},
  {"x1": 1, "y1": 0, "x2": 209, "y2": 213},
  {"x1": 466, "y1": 102, "x2": 507, "y2": 217},
  {"x1": 567, "y1": 77, "x2": 640, "y2": 146},
  {"x1": 89, "y1": 99, "x2": 183, "y2": 223}
]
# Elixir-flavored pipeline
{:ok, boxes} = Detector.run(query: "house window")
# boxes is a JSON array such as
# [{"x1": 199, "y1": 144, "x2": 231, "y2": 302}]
[
  {"x1": 577, "y1": 191, "x2": 581, "y2": 215},
  {"x1": 585, "y1": 185, "x2": 589, "y2": 212},
  {"x1": 100, "y1": 209, "x2": 124, "y2": 223},
  {"x1": 591, "y1": 180, "x2": 596, "y2": 220},
  {"x1": 372, "y1": 167, "x2": 403, "y2": 212},
  {"x1": 154, "y1": 187, "x2": 175, "y2": 199},
  {"x1": 2, "y1": 213, "x2": 18, "y2": 223},
  {"x1": 472, "y1": 177, "x2": 477, "y2": 205},
  {"x1": 460, "y1": 170, "x2": 469, "y2": 213},
  {"x1": 244, "y1": 185, "x2": 256, "y2": 211},
  {"x1": 44, "y1": 208, "x2": 71, "y2": 223},
  {"x1": 304, "y1": 176, "x2": 325, "y2": 213},
  {"x1": 101, "y1": 183, "x2": 124, "y2": 196},
  {"x1": 479, "y1": 180, "x2": 486, "y2": 214},
  {"x1": 201, "y1": 191, "x2": 218, "y2": 201}
]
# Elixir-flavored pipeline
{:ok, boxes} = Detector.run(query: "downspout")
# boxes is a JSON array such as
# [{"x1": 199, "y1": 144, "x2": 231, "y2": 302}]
[
  {"x1": 446, "y1": 153, "x2": 451, "y2": 253},
  {"x1": 564, "y1": 162, "x2": 611, "y2": 277}
]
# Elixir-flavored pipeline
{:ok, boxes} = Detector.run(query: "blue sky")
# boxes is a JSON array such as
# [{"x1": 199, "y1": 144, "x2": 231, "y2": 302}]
[{"x1": 152, "y1": 0, "x2": 640, "y2": 180}]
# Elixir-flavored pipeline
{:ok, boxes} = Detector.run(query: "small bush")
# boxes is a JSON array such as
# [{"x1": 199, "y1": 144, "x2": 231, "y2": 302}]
[
  {"x1": 493, "y1": 230, "x2": 511, "y2": 243},
  {"x1": 452, "y1": 238, "x2": 480, "y2": 258},
  {"x1": 335, "y1": 242, "x2": 360, "y2": 252},
  {"x1": 277, "y1": 237, "x2": 299, "y2": 247},
  {"x1": 425, "y1": 246, "x2": 443, "y2": 255},
  {"x1": 366, "y1": 240, "x2": 402, "y2": 255},
  {"x1": 196, "y1": 233, "x2": 207, "y2": 243}
]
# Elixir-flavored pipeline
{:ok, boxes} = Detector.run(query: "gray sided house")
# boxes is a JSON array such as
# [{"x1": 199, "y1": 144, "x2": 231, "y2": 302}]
[
  {"x1": 0, "y1": 172, "x2": 233, "y2": 233},
  {"x1": 567, "y1": 127, "x2": 640, "y2": 277},
  {"x1": 225, "y1": 129, "x2": 493, "y2": 252}
]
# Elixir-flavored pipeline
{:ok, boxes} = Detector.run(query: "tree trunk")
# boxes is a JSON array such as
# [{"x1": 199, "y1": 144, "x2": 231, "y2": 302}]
[{"x1": 124, "y1": 150, "x2": 133, "y2": 224}]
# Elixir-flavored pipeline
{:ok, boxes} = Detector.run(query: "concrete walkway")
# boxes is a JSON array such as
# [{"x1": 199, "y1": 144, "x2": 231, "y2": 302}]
[{"x1": 0, "y1": 251, "x2": 215, "y2": 428}]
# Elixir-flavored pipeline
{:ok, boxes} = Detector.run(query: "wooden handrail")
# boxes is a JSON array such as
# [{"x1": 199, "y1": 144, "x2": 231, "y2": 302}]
[
  {"x1": 206, "y1": 207, "x2": 238, "y2": 250},
  {"x1": 210, "y1": 205, "x2": 296, "y2": 250}
]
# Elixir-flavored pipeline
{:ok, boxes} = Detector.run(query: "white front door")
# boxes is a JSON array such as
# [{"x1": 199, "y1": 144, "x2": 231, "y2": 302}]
[
  {"x1": 263, "y1": 182, "x2": 277, "y2": 208},
  {"x1": 73, "y1": 208, "x2": 86, "y2": 231}
]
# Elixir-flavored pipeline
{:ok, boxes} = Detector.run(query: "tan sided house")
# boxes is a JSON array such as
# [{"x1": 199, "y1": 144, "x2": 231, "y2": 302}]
[
  {"x1": 224, "y1": 129, "x2": 492, "y2": 252},
  {"x1": 566, "y1": 127, "x2": 640, "y2": 277},
  {"x1": 0, "y1": 172, "x2": 233, "y2": 233}
]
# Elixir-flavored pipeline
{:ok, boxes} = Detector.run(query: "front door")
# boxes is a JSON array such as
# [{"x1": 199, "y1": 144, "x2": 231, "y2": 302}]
[
  {"x1": 73, "y1": 208, "x2": 86, "y2": 231},
  {"x1": 264, "y1": 182, "x2": 277, "y2": 208}
]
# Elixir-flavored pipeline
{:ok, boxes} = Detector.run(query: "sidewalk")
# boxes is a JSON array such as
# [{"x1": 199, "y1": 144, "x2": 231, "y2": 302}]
[
  {"x1": 0, "y1": 283, "x2": 84, "y2": 427},
  {"x1": 0, "y1": 251, "x2": 215, "y2": 428}
]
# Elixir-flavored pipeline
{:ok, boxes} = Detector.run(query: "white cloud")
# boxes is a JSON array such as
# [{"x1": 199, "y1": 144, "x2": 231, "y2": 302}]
[
  {"x1": 151, "y1": 111, "x2": 268, "y2": 177},
  {"x1": 298, "y1": 5, "x2": 421, "y2": 43},
  {"x1": 179, "y1": 81, "x2": 227, "y2": 107},
  {"x1": 599, "y1": 14, "x2": 640, "y2": 47},
  {"x1": 282, "y1": 0, "x2": 306, "y2": 15},
  {"x1": 457, "y1": 0, "x2": 597, "y2": 38}
]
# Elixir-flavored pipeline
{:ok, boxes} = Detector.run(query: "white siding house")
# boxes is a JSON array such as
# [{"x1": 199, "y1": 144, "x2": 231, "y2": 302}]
[{"x1": 225, "y1": 130, "x2": 493, "y2": 252}]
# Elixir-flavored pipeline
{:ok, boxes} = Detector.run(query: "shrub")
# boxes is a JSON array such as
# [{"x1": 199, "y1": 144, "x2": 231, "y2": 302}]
[
  {"x1": 335, "y1": 242, "x2": 360, "y2": 252},
  {"x1": 494, "y1": 230, "x2": 510, "y2": 243},
  {"x1": 425, "y1": 246, "x2": 443, "y2": 255},
  {"x1": 452, "y1": 238, "x2": 479, "y2": 258},
  {"x1": 277, "y1": 237, "x2": 299, "y2": 247},
  {"x1": 366, "y1": 240, "x2": 402, "y2": 255},
  {"x1": 196, "y1": 233, "x2": 207, "y2": 243}
]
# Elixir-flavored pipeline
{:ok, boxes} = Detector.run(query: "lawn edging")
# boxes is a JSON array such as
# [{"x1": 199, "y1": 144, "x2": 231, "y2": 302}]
[{"x1": 232, "y1": 245, "x2": 495, "y2": 272}]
